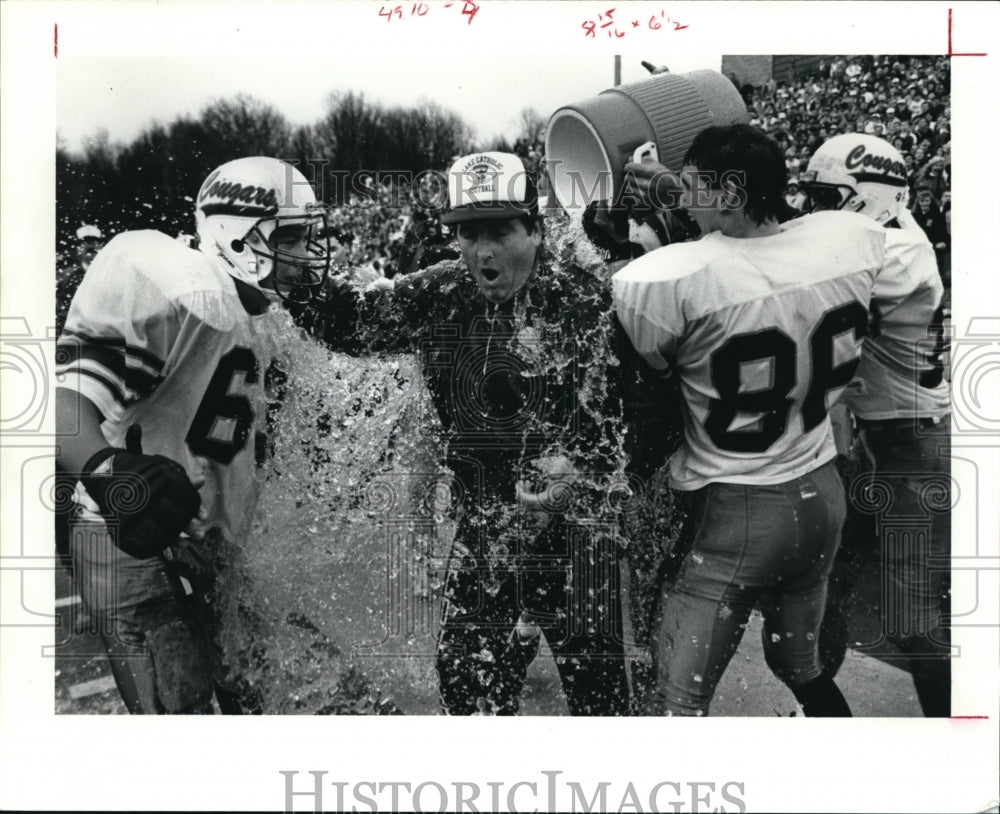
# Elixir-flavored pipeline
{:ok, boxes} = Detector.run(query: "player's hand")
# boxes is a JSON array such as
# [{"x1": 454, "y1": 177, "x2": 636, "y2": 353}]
[
  {"x1": 623, "y1": 160, "x2": 684, "y2": 211},
  {"x1": 183, "y1": 458, "x2": 209, "y2": 543},
  {"x1": 582, "y1": 200, "x2": 633, "y2": 262},
  {"x1": 169, "y1": 458, "x2": 215, "y2": 587},
  {"x1": 80, "y1": 428, "x2": 201, "y2": 559}
]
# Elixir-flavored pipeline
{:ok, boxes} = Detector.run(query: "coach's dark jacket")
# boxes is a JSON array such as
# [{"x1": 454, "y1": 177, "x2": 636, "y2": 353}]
[{"x1": 301, "y1": 251, "x2": 679, "y2": 510}]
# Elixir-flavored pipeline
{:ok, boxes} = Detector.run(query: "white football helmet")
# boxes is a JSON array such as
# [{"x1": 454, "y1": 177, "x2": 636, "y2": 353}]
[
  {"x1": 195, "y1": 156, "x2": 330, "y2": 302},
  {"x1": 801, "y1": 134, "x2": 908, "y2": 224}
]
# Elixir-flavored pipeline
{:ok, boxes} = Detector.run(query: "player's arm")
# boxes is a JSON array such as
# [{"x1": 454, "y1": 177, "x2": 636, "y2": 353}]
[
  {"x1": 304, "y1": 259, "x2": 462, "y2": 355},
  {"x1": 55, "y1": 387, "x2": 201, "y2": 559},
  {"x1": 55, "y1": 387, "x2": 110, "y2": 474},
  {"x1": 613, "y1": 315, "x2": 684, "y2": 481},
  {"x1": 55, "y1": 250, "x2": 201, "y2": 559},
  {"x1": 623, "y1": 158, "x2": 684, "y2": 211},
  {"x1": 287, "y1": 274, "x2": 365, "y2": 353},
  {"x1": 612, "y1": 268, "x2": 682, "y2": 375}
]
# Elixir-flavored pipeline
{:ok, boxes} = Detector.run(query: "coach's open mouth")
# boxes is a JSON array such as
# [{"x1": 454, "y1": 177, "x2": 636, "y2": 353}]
[{"x1": 481, "y1": 268, "x2": 500, "y2": 282}]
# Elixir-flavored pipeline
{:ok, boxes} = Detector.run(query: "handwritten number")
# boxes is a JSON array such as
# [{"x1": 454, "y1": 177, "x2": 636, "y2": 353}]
[
  {"x1": 383, "y1": 1, "x2": 474, "y2": 23},
  {"x1": 461, "y1": 0, "x2": 479, "y2": 23}
]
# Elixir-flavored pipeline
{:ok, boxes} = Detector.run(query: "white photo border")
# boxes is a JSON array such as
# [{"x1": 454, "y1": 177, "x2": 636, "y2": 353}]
[{"x1": 1, "y1": 2, "x2": 998, "y2": 812}]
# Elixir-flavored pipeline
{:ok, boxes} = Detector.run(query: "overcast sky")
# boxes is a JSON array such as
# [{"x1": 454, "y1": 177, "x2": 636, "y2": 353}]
[{"x1": 57, "y1": 53, "x2": 722, "y2": 153}]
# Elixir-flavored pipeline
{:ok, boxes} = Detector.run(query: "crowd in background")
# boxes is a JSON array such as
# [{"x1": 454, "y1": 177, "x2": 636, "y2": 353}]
[
  {"x1": 57, "y1": 54, "x2": 953, "y2": 331},
  {"x1": 749, "y1": 56, "x2": 949, "y2": 185},
  {"x1": 749, "y1": 56, "x2": 952, "y2": 282}
]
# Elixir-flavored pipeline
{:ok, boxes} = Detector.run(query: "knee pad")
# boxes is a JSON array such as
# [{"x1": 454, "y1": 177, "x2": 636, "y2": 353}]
[{"x1": 145, "y1": 619, "x2": 215, "y2": 713}]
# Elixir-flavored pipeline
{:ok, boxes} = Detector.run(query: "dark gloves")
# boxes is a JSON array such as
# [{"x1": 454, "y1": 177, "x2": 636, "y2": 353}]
[
  {"x1": 583, "y1": 200, "x2": 635, "y2": 261},
  {"x1": 81, "y1": 443, "x2": 201, "y2": 559}
]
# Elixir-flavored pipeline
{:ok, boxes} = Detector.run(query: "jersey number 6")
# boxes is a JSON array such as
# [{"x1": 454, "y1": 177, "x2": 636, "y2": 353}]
[
  {"x1": 186, "y1": 346, "x2": 259, "y2": 464},
  {"x1": 705, "y1": 302, "x2": 868, "y2": 453}
]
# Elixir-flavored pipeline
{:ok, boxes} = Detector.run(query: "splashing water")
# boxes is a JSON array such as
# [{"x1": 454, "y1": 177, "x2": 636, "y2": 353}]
[
  {"x1": 212, "y1": 211, "x2": 689, "y2": 714},
  {"x1": 214, "y1": 306, "x2": 447, "y2": 714}
]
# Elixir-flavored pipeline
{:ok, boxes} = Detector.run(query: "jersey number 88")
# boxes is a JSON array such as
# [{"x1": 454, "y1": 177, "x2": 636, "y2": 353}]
[{"x1": 704, "y1": 301, "x2": 868, "y2": 453}]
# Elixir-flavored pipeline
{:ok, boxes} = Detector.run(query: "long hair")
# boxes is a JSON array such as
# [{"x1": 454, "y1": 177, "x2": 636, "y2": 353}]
[{"x1": 683, "y1": 124, "x2": 788, "y2": 225}]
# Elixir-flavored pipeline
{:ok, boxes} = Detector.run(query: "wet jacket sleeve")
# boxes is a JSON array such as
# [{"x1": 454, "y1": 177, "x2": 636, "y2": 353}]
[{"x1": 291, "y1": 259, "x2": 465, "y2": 355}]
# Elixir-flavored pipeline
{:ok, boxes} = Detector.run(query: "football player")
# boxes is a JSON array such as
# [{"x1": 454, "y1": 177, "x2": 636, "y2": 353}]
[
  {"x1": 55, "y1": 157, "x2": 330, "y2": 714},
  {"x1": 803, "y1": 134, "x2": 952, "y2": 716},
  {"x1": 613, "y1": 124, "x2": 887, "y2": 716}
]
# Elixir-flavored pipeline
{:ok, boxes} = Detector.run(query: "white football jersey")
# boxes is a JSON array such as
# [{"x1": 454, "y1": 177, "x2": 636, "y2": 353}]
[
  {"x1": 613, "y1": 211, "x2": 885, "y2": 490},
  {"x1": 844, "y1": 210, "x2": 951, "y2": 420},
  {"x1": 57, "y1": 230, "x2": 278, "y2": 544}
]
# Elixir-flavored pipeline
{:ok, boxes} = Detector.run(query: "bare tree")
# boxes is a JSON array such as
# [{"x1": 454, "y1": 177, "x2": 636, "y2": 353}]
[
  {"x1": 517, "y1": 107, "x2": 546, "y2": 147},
  {"x1": 200, "y1": 94, "x2": 294, "y2": 158}
]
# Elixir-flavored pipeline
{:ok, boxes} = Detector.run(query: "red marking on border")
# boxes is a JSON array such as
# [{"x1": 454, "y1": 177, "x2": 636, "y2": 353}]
[
  {"x1": 948, "y1": 8, "x2": 987, "y2": 57},
  {"x1": 54, "y1": 23, "x2": 58, "y2": 58}
]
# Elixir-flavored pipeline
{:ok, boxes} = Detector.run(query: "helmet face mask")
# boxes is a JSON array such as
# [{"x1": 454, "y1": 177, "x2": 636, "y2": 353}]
[
  {"x1": 803, "y1": 134, "x2": 908, "y2": 224},
  {"x1": 798, "y1": 174, "x2": 854, "y2": 214},
  {"x1": 244, "y1": 207, "x2": 331, "y2": 304},
  {"x1": 195, "y1": 157, "x2": 330, "y2": 304}
]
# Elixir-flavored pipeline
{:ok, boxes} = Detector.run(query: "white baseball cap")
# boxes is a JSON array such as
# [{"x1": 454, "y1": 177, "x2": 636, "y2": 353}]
[{"x1": 441, "y1": 152, "x2": 538, "y2": 225}]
